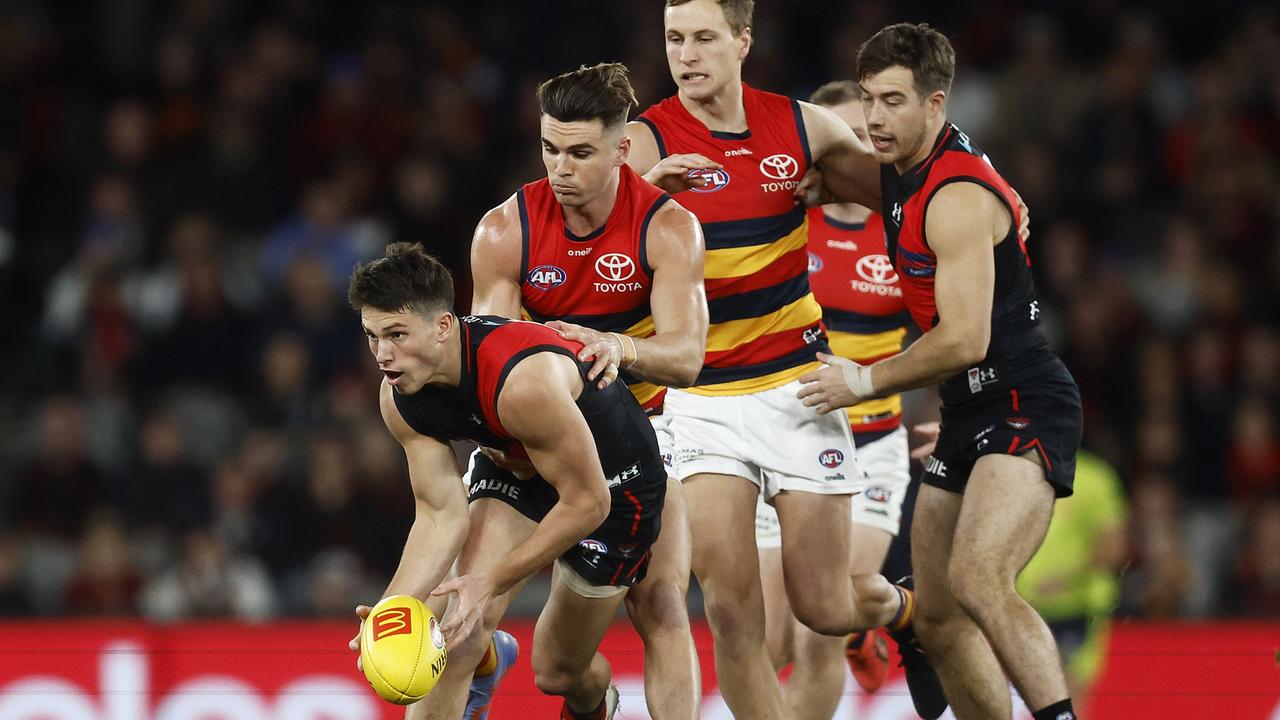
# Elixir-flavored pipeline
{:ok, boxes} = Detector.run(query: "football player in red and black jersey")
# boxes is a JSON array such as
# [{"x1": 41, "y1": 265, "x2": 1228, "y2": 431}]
[
  {"x1": 469, "y1": 62, "x2": 707, "y2": 720},
  {"x1": 345, "y1": 244, "x2": 667, "y2": 720},
  {"x1": 798, "y1": 23, "x2": 1083, "y2": 720}
]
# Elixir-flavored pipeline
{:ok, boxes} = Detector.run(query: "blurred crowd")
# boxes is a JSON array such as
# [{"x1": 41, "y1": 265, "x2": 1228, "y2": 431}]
[{"x1": 0, "y1": 1, "x2": 1277, "y2": 622}]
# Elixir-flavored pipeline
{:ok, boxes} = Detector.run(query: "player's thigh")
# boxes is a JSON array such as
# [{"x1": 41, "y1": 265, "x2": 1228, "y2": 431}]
[
  {"x1": 457, "y1": 497, "x2": 538, "y2": 575},
  {"x1": 638, "y1": 475, "x2": 692, "y2": 588},
  {"x1": 951, "y1": 453, "x2": 1055, "y2": 586},
  {"x1": 533, "y1": 563, "x2": 630, "y2": 678},
  {"x1": 774, "y1": 490, "x2": 852, "y2": 598},
  {"x1": 682, "y1": 471, "x2": 762, "y2": 580}
]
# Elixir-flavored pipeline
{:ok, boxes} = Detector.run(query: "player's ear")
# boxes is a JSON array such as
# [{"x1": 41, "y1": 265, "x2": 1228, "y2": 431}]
[
  {"x1": 615, "y1": 132, "x2": 631, "y2": 166},
  {"x1": 435, "y1": 311, "x2": 454, "y2": 342},
  {"x1": 737, "y1": 26, "x2": 752, "y2": 61},
  {"x1": 927, "y1": 89, "x2": 947, "y2": 118}
]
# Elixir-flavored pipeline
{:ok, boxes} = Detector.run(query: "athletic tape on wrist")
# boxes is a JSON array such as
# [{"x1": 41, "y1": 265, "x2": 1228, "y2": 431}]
[
  {"x1": 839, "y1": 361, "x2": 875, "y2": 398},
  {"x1": 612, "y1": 333, "x2": 638, "y2": 370}
]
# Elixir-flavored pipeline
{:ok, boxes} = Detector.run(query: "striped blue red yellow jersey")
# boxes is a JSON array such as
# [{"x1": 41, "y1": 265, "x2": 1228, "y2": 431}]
[{"x1": 637, "y1": 84, "x2": 827, "y2": 395}]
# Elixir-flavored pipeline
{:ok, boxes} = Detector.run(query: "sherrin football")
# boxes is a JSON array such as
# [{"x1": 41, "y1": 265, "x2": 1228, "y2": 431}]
[{"x1": 360, "y1": 594, "x2": 448, "y2": 704}]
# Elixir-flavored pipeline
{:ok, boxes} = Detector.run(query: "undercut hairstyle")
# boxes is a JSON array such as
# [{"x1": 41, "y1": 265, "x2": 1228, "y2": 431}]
[
  {"x1": 809, "y1": 80, "x2": 861, "y2": 107},
  {"x1": 856, "y1": 22, "x2": 956, "y2": 97},
  {"x1": 666, "y1": 0, "x2": 754, "y2": 36},
  {"x1": 537, "y1": 62, "x2": 638, "y2": 131},
  {"x1": 347, "y1": 242, "x2": 455, "y2": 317}
]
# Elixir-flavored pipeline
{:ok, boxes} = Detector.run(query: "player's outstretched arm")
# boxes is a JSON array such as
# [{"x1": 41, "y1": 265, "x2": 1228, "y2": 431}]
[
  {"x1": 549, "y1": 201, "x2": 707, "y2": 388},
  {"x1": 798, "y1": 182, "x2": 1005, "y2": 412},
  {"x1": 433, "y1": 353, "x2": 610, "y2": 642},
  {"x1": 350, "y1": 382, "x2": 471, "y2": 658},
  {"x1": 378, "y1": 380, "x2": 471, "y2": 599},
  {"x1": 800, "y1": 101, "x2": 882, "y2": 208},
  {"x1": 470, "y1": 196, "x2": 525, "y2": 318}
]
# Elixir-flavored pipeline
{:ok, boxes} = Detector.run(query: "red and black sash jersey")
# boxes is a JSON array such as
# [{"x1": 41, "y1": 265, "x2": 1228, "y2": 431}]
[
  {"x1": 637, "y1": 83, "x2": 828, "y2": 395},
  {"x1": 806, "y1": 208, "x2": 908, "y2": 434},
  {"x1": 881, "y1": 123, "x2": 1060, "y2": 406},
  {"x1": 518, "y1": 165, "x2": 670, "y2": 413},
  {"x1": 392, "y1": 316, "x2": 659, "y2": 484}
]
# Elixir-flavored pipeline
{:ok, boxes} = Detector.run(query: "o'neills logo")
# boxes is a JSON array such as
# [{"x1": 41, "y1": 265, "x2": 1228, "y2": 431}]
[{"x1": 373, "y1": 607, "x2": 413, "y2": 640}]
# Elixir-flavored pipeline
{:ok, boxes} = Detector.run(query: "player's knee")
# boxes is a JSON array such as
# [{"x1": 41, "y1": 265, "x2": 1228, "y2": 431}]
[
  {"x1": 702, "y1": 586, "x2": 759, "y2": 642},
  {"x1": 626, "y1": 580, "x2": 689, "y2": 637},
  {"x1": 790, "y1": 598, "x2": 850, "y2": 638},
  {"x1": 532, "y1": 662, "x2": 583, "y2": 697},
  {"x1": 946, "y1": 560, "x2": 1007, "y2": 620}
]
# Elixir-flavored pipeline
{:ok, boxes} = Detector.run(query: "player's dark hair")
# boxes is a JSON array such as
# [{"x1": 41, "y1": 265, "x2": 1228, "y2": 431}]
[
  {"x1": 347, "y1": 242, "x2": 455, "y2": 317},
  {"x1": 856, "y1": 22, "x2": 955, "y2": 97},
  {"x1": 666, "y1": 0, "x2": 754, "y2": 35},
  {"x1": 809, "y1": 80, "x2": 861, "y2": 107},
  {"x1": 537, "y1": 62, "x2": 638, "y2": 131}
]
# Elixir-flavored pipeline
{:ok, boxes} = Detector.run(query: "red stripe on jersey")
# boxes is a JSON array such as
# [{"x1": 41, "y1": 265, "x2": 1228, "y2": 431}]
[
  {"x1": 704, "y1": 246, "x2": 810, "y2": 298},
  {"x1": 703, "y1": 325, "x2": 812, "y2": 368}
]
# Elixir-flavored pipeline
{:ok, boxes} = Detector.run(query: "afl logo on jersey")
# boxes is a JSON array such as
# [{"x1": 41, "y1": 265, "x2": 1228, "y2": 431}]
[
  {"x1": 689, "y1": 168, "x2": 730, "y2": 193},
  {"x1": 856, "y1": 255, "x2": 899, "y2": 285},
  {"x1": 527, "y1": 265, "x2": 567, "y2": 290},
  {"x1": 759, "y1": 154, "x2": 798, "y2": 180},
  {"x1": 595, "y1": 253, "x2": 636, "y2": 282},
  {"x1": 819, "y1": 448, "x2": 845, "y2": 468},
  {"x1": 807, "y1": 252, "x2": 823, "y2": 274}
]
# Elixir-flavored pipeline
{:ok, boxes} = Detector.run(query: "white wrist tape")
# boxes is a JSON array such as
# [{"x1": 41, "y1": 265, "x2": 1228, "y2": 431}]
[
  {"x1": 611, "y1": 333, "x2": 639, "y2": 370},
  {"x1": 840, "y1": 362, "x2": 876, "y2": 398}
]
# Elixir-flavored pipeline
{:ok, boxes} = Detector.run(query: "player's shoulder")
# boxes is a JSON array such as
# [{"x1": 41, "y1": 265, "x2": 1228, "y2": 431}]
[
  {"x1": 473, "y1": 192, "x2": 525, "y2": 247},
  {"x1": 379, "y1": 380, "x2": 419, "y2": 444}
]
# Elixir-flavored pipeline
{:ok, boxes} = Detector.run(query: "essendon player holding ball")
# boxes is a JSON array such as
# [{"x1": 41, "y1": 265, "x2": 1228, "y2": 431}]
[
  {"x1": 799, "y1": 23, "x2": 1083, "y2": 720},
  {"x1": 346, "y1": 245, "x2": 665, "y2": 720}
]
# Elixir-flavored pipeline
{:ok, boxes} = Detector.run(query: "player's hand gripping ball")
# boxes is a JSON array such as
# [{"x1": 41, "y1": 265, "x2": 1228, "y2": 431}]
[{"x1": 360, "y1": 594, "x2": 448, "y2": 704}]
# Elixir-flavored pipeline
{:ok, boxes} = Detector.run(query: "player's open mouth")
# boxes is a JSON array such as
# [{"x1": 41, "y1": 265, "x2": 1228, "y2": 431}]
[
  {"x1": 383, "y1": 370, "x2": 403, "y2": 383},
  {"x1": 681, "y1": 72, "x2": 709, "y2": 82},
  {"x1": 870, "y1": 134, "x2": 894, "y2": 151}
]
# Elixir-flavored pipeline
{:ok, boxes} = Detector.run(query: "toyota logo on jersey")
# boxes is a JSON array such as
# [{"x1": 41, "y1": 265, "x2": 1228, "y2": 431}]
[
  {"x1": 527, "y1": 264, "x2": 567, "y2": 290},
  {"x1": 689, "y1": 168, "x2": 731, "y2": 193},
  {"x1": 595, "y1": 253, "x2": 636, "y2": 281},
  {"x1": 856, "y1": 255, "x2": 899, "y2": 285},
  {"x1": 759, "y1": 153, "x2": 798, "y2": 180}
]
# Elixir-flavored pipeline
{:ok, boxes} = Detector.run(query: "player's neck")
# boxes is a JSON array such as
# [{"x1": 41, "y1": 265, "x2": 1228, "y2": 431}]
[
  {"x1": 561, "y1": 171, "x2": 621, "y2": 237},
  {"x1": 822, "y1": 203, "x2": 872, "y2": 225},
  {"x1": 678, "y1": 81, "x2": 747, "y2": 133},
  {"x1": 426, "y1": 331, "x2": 464, "y2": 389},
  {"x1": 895, "y1": 117, "x2": 948, "y2": 174}
]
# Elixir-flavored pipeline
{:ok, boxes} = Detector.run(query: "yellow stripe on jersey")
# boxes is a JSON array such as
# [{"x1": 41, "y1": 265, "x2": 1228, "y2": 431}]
[
  {"x1": 684, "y1": 360, "x2": 823, "y2": 396},
  {"x1": 828, "y1": 327, "x2": 907, "y2": 364},
  {"x1": 706, "y1": 293, "x2": 823, "y2": 353},
  {"x1": 703, "y1": 220, "x2": 808, "y2": 280},
  {"x1": 828, "y1": 328, "x2": 906, "y2": 428}
]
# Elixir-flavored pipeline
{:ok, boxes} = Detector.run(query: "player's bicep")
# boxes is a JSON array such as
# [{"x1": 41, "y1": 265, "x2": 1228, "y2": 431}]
[
  {"x1": 646, "y1": 203, "x2": 707, "y2": 339},
  {"x1": 926, "y1": 184, "x2": 999, "y2": 346},
  {"x1": 497, "y1": 356, "x2": 609, "y2": 506},
  {"x1": 470, "y1": 198, "x2": 525, "y2": 317},
  {"x1": 626, "y1": 120, "x2": 662, "y2": 175}
]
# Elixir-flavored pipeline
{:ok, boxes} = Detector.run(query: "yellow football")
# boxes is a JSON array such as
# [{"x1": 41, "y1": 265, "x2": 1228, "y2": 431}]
[{"x1": 360, "y1": 594, "x2": 448, "y2": 705}]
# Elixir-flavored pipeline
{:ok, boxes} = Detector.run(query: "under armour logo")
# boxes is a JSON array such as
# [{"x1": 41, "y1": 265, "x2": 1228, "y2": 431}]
[
  {"x1": 1030, "y1": 300, "x2": 1040, "y2": 320},
  {"x1": 891, "y1": 202, "x2": 903, "y2": 225}
]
